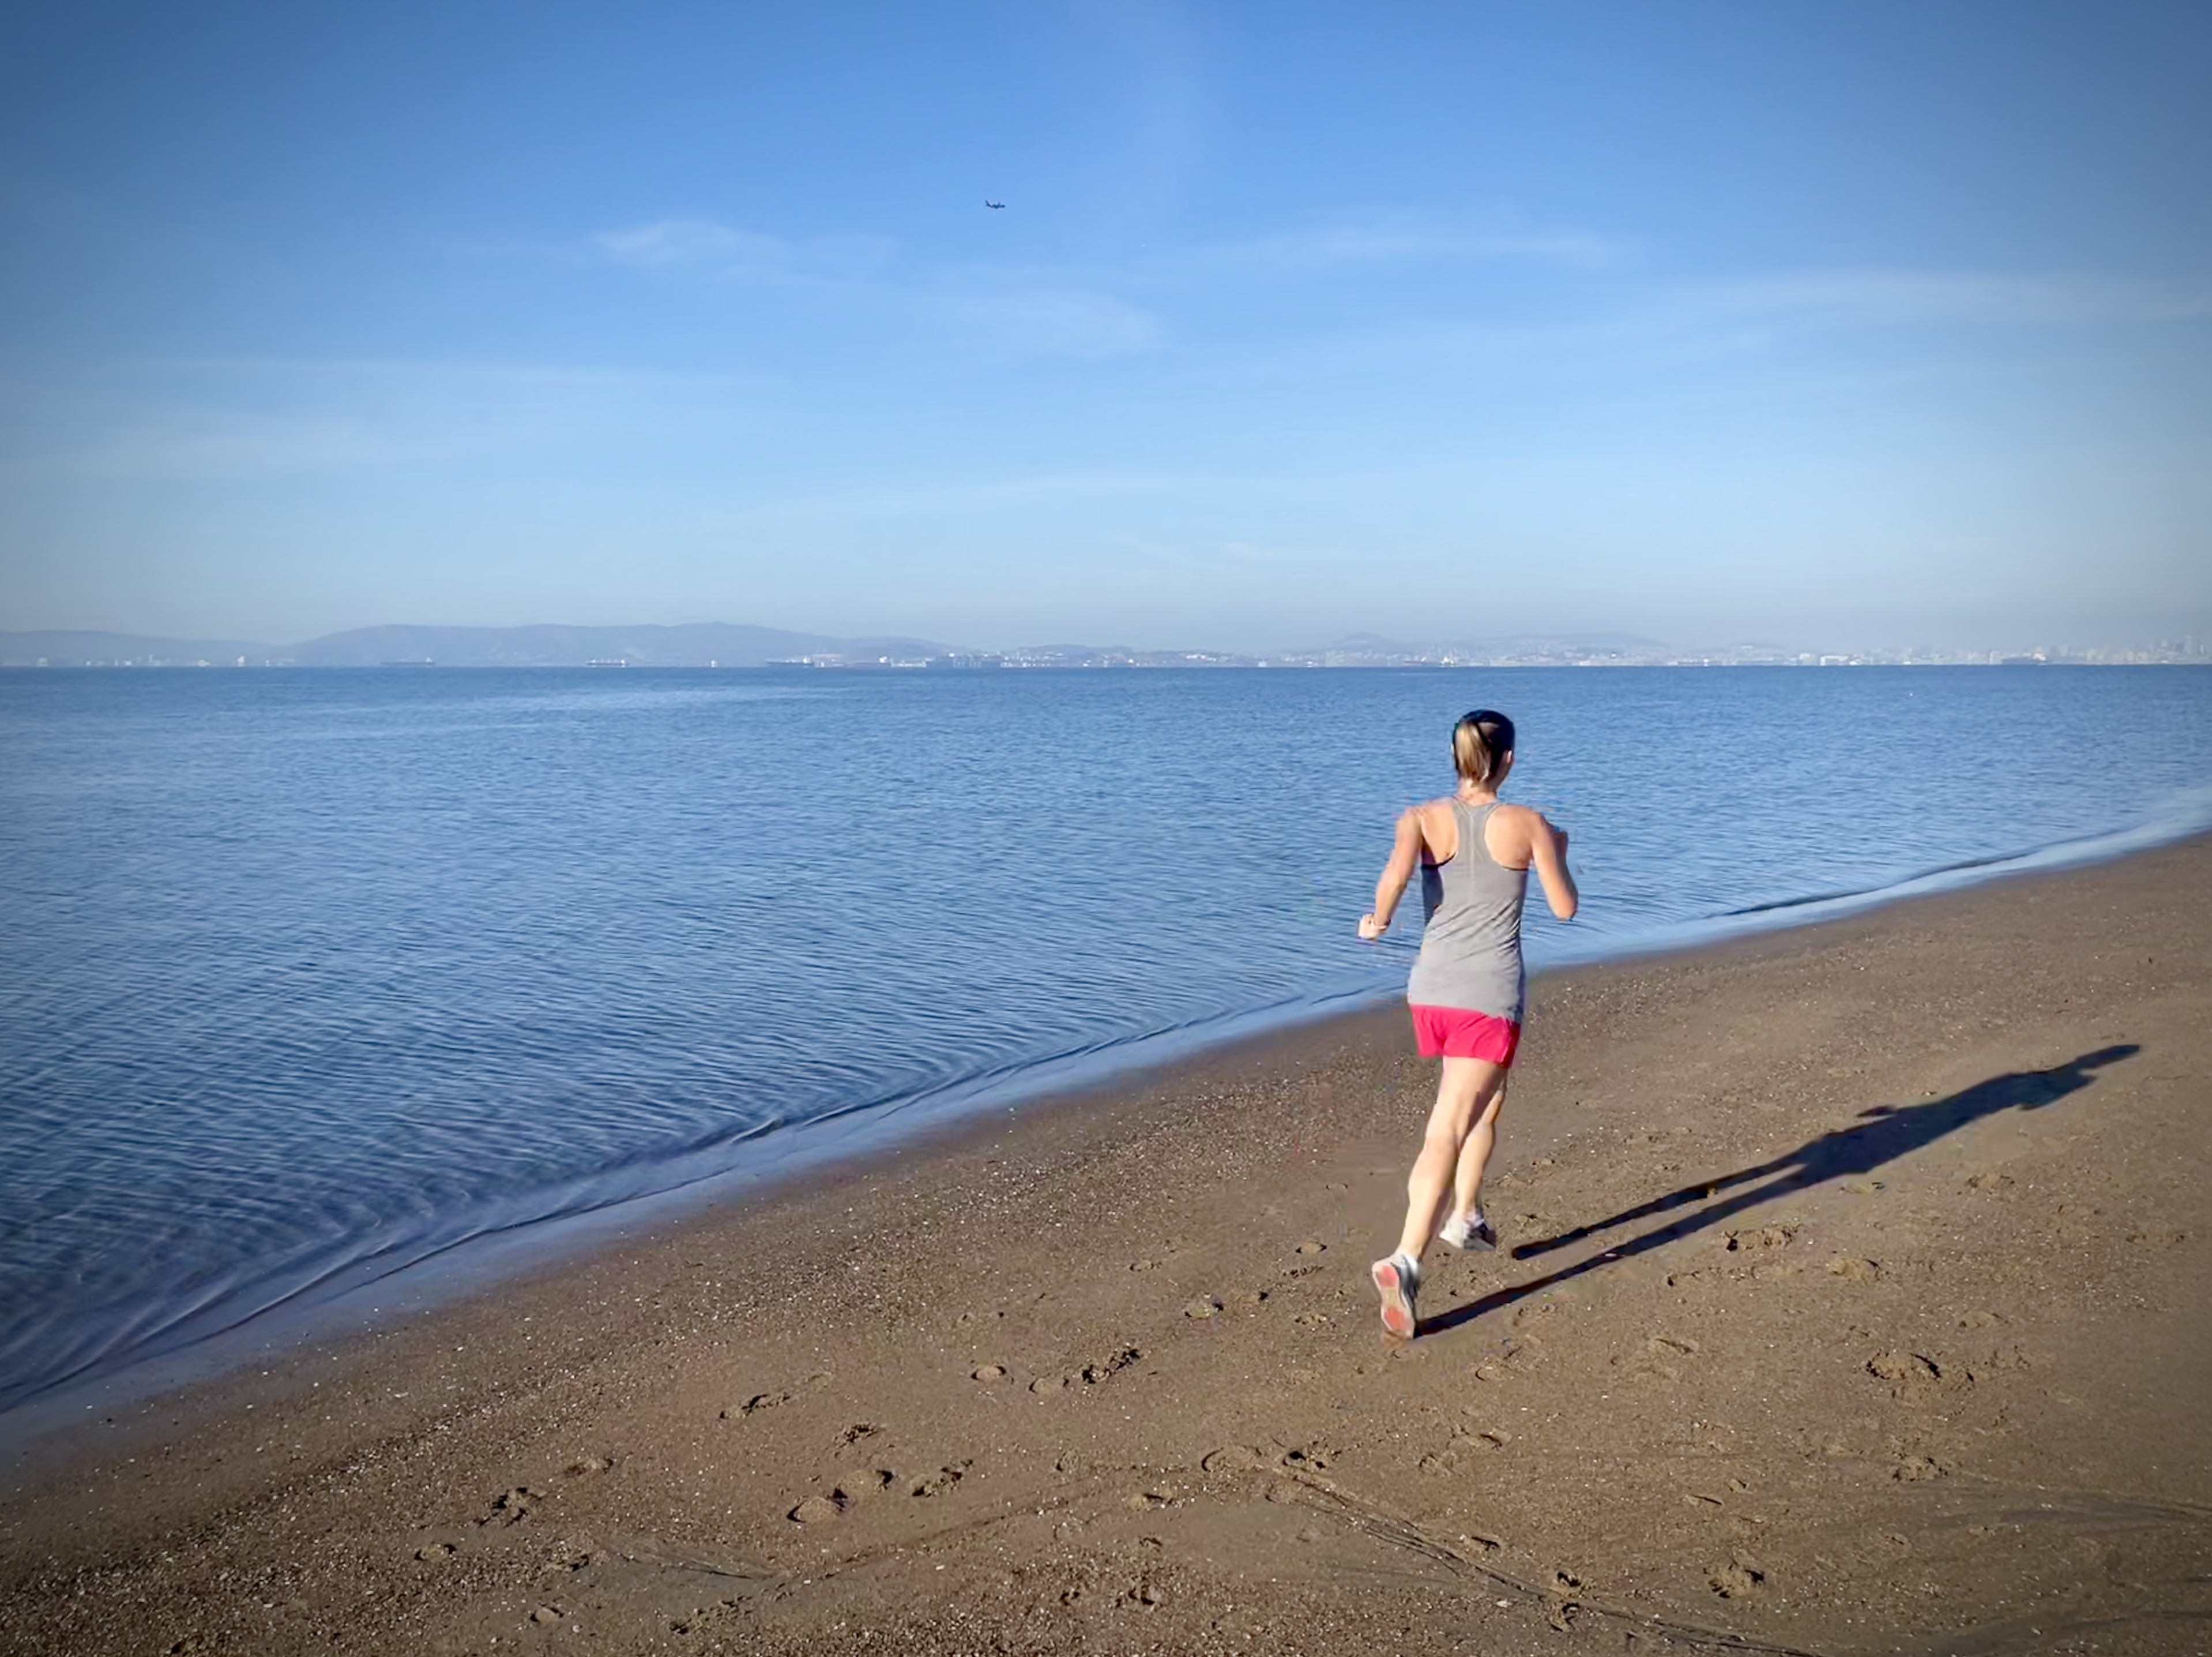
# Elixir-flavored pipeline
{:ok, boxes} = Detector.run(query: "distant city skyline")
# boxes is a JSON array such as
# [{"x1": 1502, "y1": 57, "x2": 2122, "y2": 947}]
[
  {"x1": 5, "y1": 621, "x2": 2206, "y2": 672},
  {"x1": 3, "y1": 5, "x2": 2207, "y2": 650}
]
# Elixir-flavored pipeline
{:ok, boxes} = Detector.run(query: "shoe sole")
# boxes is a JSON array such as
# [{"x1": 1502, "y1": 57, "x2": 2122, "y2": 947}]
[
  {"x1": 1439, "y1": 1224, "x2": 1496, "y2": 1253},
  {"x1": 1370, "y1": 1258, "x2": 1417, "y2": 1338}
]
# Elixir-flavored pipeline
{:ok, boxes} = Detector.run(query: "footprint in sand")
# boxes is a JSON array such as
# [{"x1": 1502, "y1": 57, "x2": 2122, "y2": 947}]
[
  {"x1": 721, "y1": 1391, "x2": 791, "y2": 1420},
  {"x1": 1419, "y1": 1426, "x2": 1511, "y2": 1475},
  {"x1": 1867, "y1": 1350, "x2": 1943, "y2": 1383},
  {"x1": 1032, "y1": 1346, "x2": 1143, "y2": 1394},
  {"x1": 1082, "y1": 1346, "x2": 1144, "y2": 1385},
  {"x1": 563, "y1": 1455, "x2": 614, "y2": 1477},
  {"x1": 909, "y1": 1462, "x2": 970, "y2": 1498},
  {"x1": 1708, "y1": 1556, "x2": 1766, "y2": 1598},
  {"x1": 478, "y1": 1487, "x2": 546, "y2": 1526},
  {"x1": 1724, "y1": 1225, "x2": 1796, "y2": 1252},
  {"x1": 1616, "y1": 1335, "x2": 1699, "y2": 1382},
  {"x1": 1965, "y1": 1170, "x2": 2014, "y2": 1192},
  {"x1": 1893, "y1": 1455, "x2": 1949, "y2": 1482},
  {"x1": 1826, "y1": 1257, "x2": 1881, "y2": 1281},
  {"x1": 791, "y1": 1464, "x2": 901, "y2": 1524},
  {"x1": 1200, "y1": 1445, "x2": 1268, "y2": 1475}
]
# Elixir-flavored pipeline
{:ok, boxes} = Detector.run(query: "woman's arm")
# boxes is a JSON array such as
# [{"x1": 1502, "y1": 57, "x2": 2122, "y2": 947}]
[
  {"x1": 1358, "y1": 808, "x2": 1427, "y2": 940},
  {"x1": 1528, "y1": 815, "x2": 1578, "y2": 920}
]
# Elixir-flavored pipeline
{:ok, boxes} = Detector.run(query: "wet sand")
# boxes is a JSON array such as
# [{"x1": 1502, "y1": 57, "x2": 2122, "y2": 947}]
[{"x1": 3, "y1": 837, "x2": 2209, "y2": 1656}]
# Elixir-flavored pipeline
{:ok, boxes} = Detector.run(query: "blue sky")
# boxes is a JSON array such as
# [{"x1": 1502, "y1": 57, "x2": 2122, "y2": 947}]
[{"x1": 2, "y1": 1, "x2": 2207, "y2": 650}]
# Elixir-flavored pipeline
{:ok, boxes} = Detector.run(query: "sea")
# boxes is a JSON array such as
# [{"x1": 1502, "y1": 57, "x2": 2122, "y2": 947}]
[{"x1": 3, "y1": 665, "x2": 2209, "y2": 1428}]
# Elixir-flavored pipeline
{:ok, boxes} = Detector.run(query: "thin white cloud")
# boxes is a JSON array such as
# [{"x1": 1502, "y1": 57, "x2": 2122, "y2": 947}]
[
  {"x1": 596, "y1": 218, "x2": 787, "y2": 269},
  {"x1": 1219, "y1": 538, "x2": 1346, "y2": 564},
  {"x1": 595, "y1": 217, "x2": 1164, "y2": 357},
  {"x1": 594, "y1": 217, "x2": 894, "y2": 283},
  {"x1": 1704, "y1": 269, "x2": 2212, "y2": 327},
  {"x1": 1163, "y1": 225, "x2": 1627, "y2": 278},
  {"x1": 0, "y1": 359, "x2": 758, "y2": 482},
  {"x1": 592, "y1": 217, "x2": 1160, "y2": 355},
  {"x1": 917, "y1": 275, "x2": 1163, "y2": 357},
  {"x1": 718, "y1": 468, "x2": 1194, "y2": 525}
]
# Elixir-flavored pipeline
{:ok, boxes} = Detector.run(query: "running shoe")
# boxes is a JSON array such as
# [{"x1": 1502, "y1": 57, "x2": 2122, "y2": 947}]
[
  {"x1": 1370, "y1": 1253, "x2": 1421, "y2": 1338},
  {"x1": 1439, "y1": 1211, "x2": 1498, "y2": 1252}
]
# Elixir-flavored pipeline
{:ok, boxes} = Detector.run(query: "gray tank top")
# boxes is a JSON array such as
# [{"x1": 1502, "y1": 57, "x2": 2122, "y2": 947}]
[{"x1": 1405, "y1": 800, "x2": 1529, "y2": 1022}]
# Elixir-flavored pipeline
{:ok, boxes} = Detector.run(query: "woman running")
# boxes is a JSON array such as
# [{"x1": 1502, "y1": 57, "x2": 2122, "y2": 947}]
[{"x1": 1357, "y1": 709, "x2": 1578, "y2": 1338}]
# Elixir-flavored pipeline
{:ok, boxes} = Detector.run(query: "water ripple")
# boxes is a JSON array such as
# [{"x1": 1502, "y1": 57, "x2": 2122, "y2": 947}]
[{"x1": 1, "y1": 665, "x2": 2207, "y2": 1411}]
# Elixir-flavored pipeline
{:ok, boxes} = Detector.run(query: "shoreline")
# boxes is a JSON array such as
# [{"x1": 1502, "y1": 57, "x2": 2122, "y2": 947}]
[
  {"x1": 10, "y1": 801, "x2": 2210, "y2": 1444},
  {"x1": 3, "y1": 834, "x2": 2208, "y2": 1654}
]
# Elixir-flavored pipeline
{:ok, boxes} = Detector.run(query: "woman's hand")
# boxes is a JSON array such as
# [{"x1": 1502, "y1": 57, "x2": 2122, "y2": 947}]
[{"x1": 1357, "y1": 913, "x2": 1388, "y2": 941}]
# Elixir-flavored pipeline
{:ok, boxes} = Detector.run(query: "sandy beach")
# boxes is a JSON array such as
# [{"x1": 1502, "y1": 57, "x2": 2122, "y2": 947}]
[{"x1": 3, "y1": 837, "x2": 2208, "y2": 1657}]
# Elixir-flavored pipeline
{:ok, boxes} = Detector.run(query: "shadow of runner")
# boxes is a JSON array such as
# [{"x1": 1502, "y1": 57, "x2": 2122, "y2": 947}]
[{"x1": 1419, "y1": 1044, "x2": 2139, "y2": 1339}]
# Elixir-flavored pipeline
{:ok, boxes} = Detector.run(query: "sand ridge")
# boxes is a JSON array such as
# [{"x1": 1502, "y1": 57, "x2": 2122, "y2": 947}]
[{"x1": 2, "y1": 838, "x2": 2209, "y2": 1655}]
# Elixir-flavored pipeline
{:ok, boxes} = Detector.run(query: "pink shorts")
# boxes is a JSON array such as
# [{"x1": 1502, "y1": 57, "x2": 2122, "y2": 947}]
[{"x1": 1409, "y1": 1004, "x2": 1522, "y2": 1067}]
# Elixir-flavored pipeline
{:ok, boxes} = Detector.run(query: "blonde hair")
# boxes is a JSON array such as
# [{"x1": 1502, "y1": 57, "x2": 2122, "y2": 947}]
[{"x1": 1451, "y1": 708, "x2": 1516, "y2": 786}]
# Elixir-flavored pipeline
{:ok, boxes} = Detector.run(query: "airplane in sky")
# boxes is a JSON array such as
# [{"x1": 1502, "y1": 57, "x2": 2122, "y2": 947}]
[{"x1": 984, "y1": 199, "x2": 1006, "y2": 209}]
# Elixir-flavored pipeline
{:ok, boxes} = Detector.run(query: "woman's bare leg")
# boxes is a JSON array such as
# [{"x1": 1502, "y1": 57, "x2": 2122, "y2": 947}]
[
  {"x1": 1448, "y1": 1076, "x2": 1507, "y2": 1229},
  {"x1": 1393, "y1": 1058, "x2": 1508, "y2": 1265}
]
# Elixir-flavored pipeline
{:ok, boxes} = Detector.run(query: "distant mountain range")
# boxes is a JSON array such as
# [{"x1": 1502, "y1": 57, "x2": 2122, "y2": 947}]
[
  {"x1": 0, "y1": 623, "x2": 1670, "y2": 669},
  {"x1": 0, "y1": 624, "x2": 962, "y2": 668}
]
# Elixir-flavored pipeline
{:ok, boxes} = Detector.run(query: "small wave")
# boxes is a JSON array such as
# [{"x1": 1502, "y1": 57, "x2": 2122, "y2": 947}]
[
  {"x1": 1720, "y1": 845, "x2": 2074, "y2": 917},
  {"x1": 1550, "y1": 781, "x2": 2212, "y2": 976}
]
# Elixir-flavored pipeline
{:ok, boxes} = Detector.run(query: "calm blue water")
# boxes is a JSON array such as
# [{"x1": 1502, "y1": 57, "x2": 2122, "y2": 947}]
[{"x1": 3, "y1": 666, "x2": 2209, "y2": 1415}]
